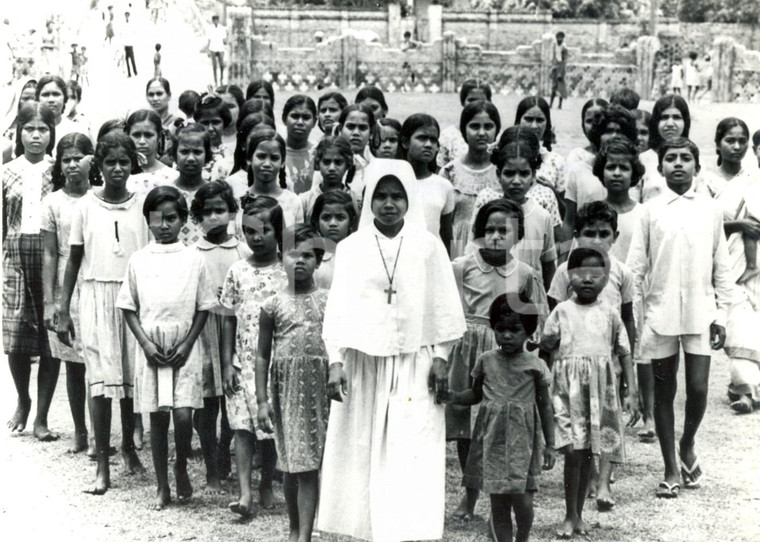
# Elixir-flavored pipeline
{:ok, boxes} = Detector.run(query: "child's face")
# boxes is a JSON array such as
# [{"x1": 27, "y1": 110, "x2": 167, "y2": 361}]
[
  {"x1": 577, "y1": 219, "x2": 618, "y2": 253},
  {"x1": 318, "y1": 202, "x2": 352, "y2": 243},
  {"x1": 465, "y1": 111, "x2": 497, "y2": 152},
  {"x1": 176, "y1": 135, "x2": 206, "y2": 176},
  {"x1": 600, "y1": 121, "x2": 625, "y2": 146},
  {"x1": 602, "y1": 153, "x2": 633, "y2": 194},
  {"x1": 405, "y1": 125, "x2": 438, "y2": 166},
  {"x1": 283, "y1": 242, "x2": 319, "y2": 285},
  {"x1": 250, "y1": 140, "x2": 284, "y2": 185},
  {"x1": 318, "y1": 148, "x2": 348, "y2": 187},
  {"x1": 148, "y1": 201, "x2": 184, "y2": 244},
  {"x1": 376, "y1": 125, "x2": 400, "y2": 159},
  {"x1": 658, "y1": 147, "x2": 698, "y2": 190},
  {"x1": 60, "y1": 147, "x2": 91, "y2": 184},
  {"x1": 146, "y1": 81, "x2": 170, "y2": 112},
  {"x1": 196, "y1": 110, "x2": 225, "y2": 146},
  {"x1": 242, "y1": 211, "x2": 278, "y2": 257},
  {"x1": 39, "y1": 82, "x2": 65, "y2": 117},
  {"x1": 200, "y1": 195, "x2": 232, "y2": 236},
  {"x1": 100, "y1": 146, "x2": 132, "y2": 189},
  {"x1": 658, "y1": 106, "x2": 685, "y2": 140},
  {"x1": 583, "y1": 106, "x2": 604, "y2": 138},
  {"x1": 20, "y1": 117, "x2": 51, "y2": 157},
  {"x1": 498, "y1": 156, "x2": 534, "y2": 203},
  {"x1": 493, "y1": 313, "x2": 528, "y2": 354},
  {"x1": 19, "y1": 86, "x2": 37, "y2": 106},
  {"x1": 318, "y1": 98, "x2": 342, "y2": 133},
  {"x1": 482, "y1": 210, "x2": 516, "y2": 251},
  {"x1": 635, "y1": 119, "x2": 650, "y2": 154},
  {"x1": 341, "y1": 111, "x2": 371, "y2": 154},
  {"x1": 519, "y1": 106, "x2": 547, "y2": 143},
  {"x1": 128, "y1": 120, "x2": 159, "y2": 162},
  {"x1": 251, "y1": 88, "x2": 273, "y2": 109},
  {"x1": 463, "y1": 88, "x2": 488, "y2": 106},
  {"x1": 371, "y1": 177, "x2": 408, "y2": 227},
  {"x1": 569, "y1": 257, "x2": 608, "y2": 303},
  {"x1": 718, "y1": 126, "x2": 748, "y2": 166},
  {"x1": 360, "y1": 98, "x2": 385, "y2": 121},
  {"x1": 220, "y1": 93, "x2": 239, "y2": 128},
  {"x1": 285, "y1": 104, "x2": 316, "y2": 142}
]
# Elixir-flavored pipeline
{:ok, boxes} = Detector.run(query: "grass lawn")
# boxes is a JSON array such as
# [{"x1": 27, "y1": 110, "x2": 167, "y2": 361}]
[{"x1": 2, "y1": 92, "x2": 760, "y2": 542}]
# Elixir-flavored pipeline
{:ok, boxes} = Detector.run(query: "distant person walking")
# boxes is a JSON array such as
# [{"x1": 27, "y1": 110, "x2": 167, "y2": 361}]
[
  {"x1": 207, "y1": 15, "x2": 226, "y2": 86},
  {"x1": 104, "y1": 5, "x2": 115, "y2": 44},
  {"x1": 122, "y1": 11, "x2": 138, "y2": 78},
  {"x1": 549, "y1": 32, "x2": 568, "y2": 110}
]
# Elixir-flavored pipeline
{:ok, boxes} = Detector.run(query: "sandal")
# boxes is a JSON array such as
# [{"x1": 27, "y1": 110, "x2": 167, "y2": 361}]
[
  {"x1": 730, "y1": 395, "x2": 753, "y2": 414},
  {"x1": 679, "y1": 452, "x2": 703, "y2": 489},
  {"x1": 655, "y1": 481, "x2": 680, "y2": 499}
]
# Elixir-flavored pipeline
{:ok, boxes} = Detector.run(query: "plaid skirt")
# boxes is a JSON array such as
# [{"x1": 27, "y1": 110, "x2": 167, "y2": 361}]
[{"x1": 2, "y1": 234, "x2": 51, "y2": 357}]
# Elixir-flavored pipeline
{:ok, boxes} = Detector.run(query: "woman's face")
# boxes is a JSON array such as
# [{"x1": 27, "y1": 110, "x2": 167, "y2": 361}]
[
  {"x1": 371, "y1": 177, "x2": 408, "y2": 227},
  {"x1": 251, "y1": 88, "x2": 273, "y2": 109},
  {"x1": 220, "y1": 92, "x2": 240, "y2": 129},
  {"x1": 146, "y1": 81, "x2": 170, "y2": 113},
  {"x1": 128, "y1": 120, "x2": 160, "y2": 164},
  {"x1": 635, "y1": 119, "x2": 650, "y2": 154},
  {"x1": 658, "y1": 106, "x2": 686, "y2": 140},
  {"x1": 360, "y1": 97, "x2": 386, "y2": 121},
  {"x1": 318, "y1": 98, "x2": 342, "y2": 133},
  {"x1": 464, "y1": 111, "x2": 497, "y2": 152},
  {"x1": 39, "y1": 82, "x2": 65, "y2": 118},
  {"x1": 718, "y1": 125, "x2": 749, "y2": 166},
  {"x1": 519, "y1": 106, "x2": 547, "y2": 143},
  {"x1": 583, "y1": 105, "x2": 604, "y2": 138},
  {"x1": 341, "y1": 111, "x2": 371, "y2": 154}
]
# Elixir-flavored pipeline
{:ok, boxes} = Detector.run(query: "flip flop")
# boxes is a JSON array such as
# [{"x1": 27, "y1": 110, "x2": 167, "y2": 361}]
[
  {"x1": 730, "y1": 396, "x2": 753, "y2": 414},
  {"x1": 679, "y1": 452, "x2": 703, "y2": 489},
  {"x1": 655, "y1": 481, "x2": 680, "y2": 499}
]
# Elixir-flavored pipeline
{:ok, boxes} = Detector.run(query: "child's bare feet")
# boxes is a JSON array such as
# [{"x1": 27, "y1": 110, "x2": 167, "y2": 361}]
[
  {"x1": 573, "y1": 518, "x2": 589, "y2": 535},
  {"x1": 33, "y1": 422, "x2": 61, "y2": 442},
  {"x1": 204, "y1": 476, "x2": 225, "y2": 495},
  {"x1": 259, "y1": 486, "x2": 275, "y2": 509},
  {"x1": 84, "y1": 464, "x2": 110, "y2": 495},
  {"x1": 229, "y1": 494, "x2": 254, "y2": 517},
  {"x1": 175, "y1": 464, "x2": 193, "y2": 502},
  {"x1": 122, "y1": 448, "x2": 146, "y2": 475},
  {"x1": 555, "y1": 518, "x2": 575, "y2": 539},
  {"x1": 251, "y1": 448, "x2": 263, "y2": 470},
  {"x1": 152, "y1": 486, "x2": 171, "y2": 510},
  {"x1": 68, "y1": 431, "x2": 89, "y2": 453},
  {"x1": 288, "y1": 529, "x2": 299, "y2": 542},
  {"x1": 738, "y1": 267, "x2": 760, "y2": 284},
  {"x1": 452, "y1": 493, "x2": 469, "y2": 520},
  {"x1": 7, "y1": 399, "x2": 31, "y2": 432},
  {"x1": 218, "y1": 448, "x2": 231, "y2": 480}
]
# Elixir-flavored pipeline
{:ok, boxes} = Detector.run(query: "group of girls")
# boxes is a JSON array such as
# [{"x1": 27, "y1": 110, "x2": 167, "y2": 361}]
[{"x1": 4, "y1": 73, "x2": 760, "y2": 542}]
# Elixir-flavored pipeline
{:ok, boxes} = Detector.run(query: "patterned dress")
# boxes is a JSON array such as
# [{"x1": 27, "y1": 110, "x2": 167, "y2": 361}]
[
  {"x1": 2, "y1": 156, "x2": 54, "y2": 356},
  {"x1": 262, "y1": 289, "x2": 329, "y2": 472},
  {"x1": 220, "y1": 260, "x2": 287, "y2": 437},
  {"x1": 541, "y1": 299, "x2": 630, "y2": 462},
  {"x1": 285, "y1": 143, "x2": 316, "y2": 195}
]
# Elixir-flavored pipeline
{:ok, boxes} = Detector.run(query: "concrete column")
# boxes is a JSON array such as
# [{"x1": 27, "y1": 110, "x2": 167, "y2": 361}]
[
  {"x1": 539, "y1": 32, "x2": 554, "y2": 97},
  {"x1": 428, "y1": 4, "x2": 443, "y2": 42},
  {"x1": 713, "y1": 36, "x2": 736, "y2": 103},
  {"x1": 634, "y1": 35, "x2": 660, "y2": 100},
  {"x1": 226, "y1": 6, "x2": 252, "y2": 85},
  {"x1": 442, "y1": 32, "x2": 457, "y2": 93},
  {"x1": 388, "y1": 3, "x2": 401, "y2": 48}
]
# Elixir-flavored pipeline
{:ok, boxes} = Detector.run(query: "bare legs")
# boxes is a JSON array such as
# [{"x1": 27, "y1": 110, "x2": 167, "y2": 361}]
[
  {"x1": 557, "y1": 448, "x2": 592, "y2": 538},
  {"x1": 283, "y1": 471, "x2": 319, "y2": 542},
  {"x1": 7, "y1": 353, "x2": 61, "y2": 440},
  {"x1": 490, "y1": 493, "x2": 534, "y2": 542},
  {"x1": 217, "y1": 396, "x2": 233, "y2": 479},
  {"x1": 230, "y1": 430, "x2": 255, "y2": 516},
  {"x1": 194, "y1": 397, "x2": 223, "y2": 493},
  {"x1": 65, "y1": 361, "x2": 88, "y2": 452},
  {"x1": 7, "y1": 353, "x2": 32, "y2": 432},
  {"x1": 637, "y1": 363, "x2": 656, "y2": 438},
  {"x1": 452, "y1": 439, "x2": 479, "y2": 519},
  {"x1": 149, "y1": 407, "x2": 194, "y2": 510}
]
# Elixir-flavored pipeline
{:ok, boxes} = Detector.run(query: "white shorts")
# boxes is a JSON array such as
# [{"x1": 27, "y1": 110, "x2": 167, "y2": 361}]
[{"x1": 639, "y1": 325, "x2": 711, "y2": 362}]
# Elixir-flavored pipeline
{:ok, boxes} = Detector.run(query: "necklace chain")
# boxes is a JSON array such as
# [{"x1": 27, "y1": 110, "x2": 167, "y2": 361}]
[{"x1": 375, "y1": 235, "x2": 403, "y2": 303}]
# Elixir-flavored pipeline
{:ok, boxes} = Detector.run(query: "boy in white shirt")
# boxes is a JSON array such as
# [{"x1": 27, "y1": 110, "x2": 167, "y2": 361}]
[{"x1": 627, "y1": 137, "x2": 736, "y2": 499}]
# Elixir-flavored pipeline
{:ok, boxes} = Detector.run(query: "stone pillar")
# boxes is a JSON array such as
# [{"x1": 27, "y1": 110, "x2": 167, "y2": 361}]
[
  {"x1": 635, "y1": 35, "x2": 660, "y2": 100},
  {"x1": 442, "y1": 32, "x2": 457, "y2": 93},
  {"x1": 388, "y1": 3, "x2": 401, "y2": 48},
  {"x1": 487, "y1": 9, "x2": 499, "y2": 50},
  {"x1": 713, "y1": 36, "x2": 736, "y2": 103},
  {"x1": 227, "y1": 6, "x2": 253, "y2": 86},
  {"x1": 428, "y1": 4, "x2": 443, "y2": 43},
  {"x1": 539, "y1": 33, "x2": 554, "y2": 97},
  {"x1": 341, "y1": 35, "x2": 357, "y2": 89},
  {"x1": 340, "y1": 10, "x2": 350, "y2": 35},
  {"x1": 289, "y1": 9, "x2": 300, "y2": 48}
]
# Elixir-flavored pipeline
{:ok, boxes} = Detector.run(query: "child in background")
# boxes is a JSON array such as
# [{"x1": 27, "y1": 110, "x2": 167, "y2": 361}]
[
  {"x1": 627, "y1": 137, "x2": 735, "y2": 498},
  {"x1": 632, "y1": 109, "x2": 651, "y2": 155},
  {"x1": 178, "y1": 90, "x2": 201, "y2": 122},
  {"x1": 221, "y1": 196, "x2": 287, "y2": 515},
  {"x1": 547, "y1": 201, "x2": 637, "y2": 511},
  {"x1": 549, "y1": 31, "x2": 568, "y2": 110},
  {"x1": 337, "y1": 104, "x2": 376, "y2": 208},
  {"x1": 246, "y1": 79, "x2": 275, "y2": 109},
  {"x1": 448, "y1": 293, "x2": 555, "y2": 542},
  {"x1": 441, "y1": 101, "x2": 501, "y2": 259},
  {"x1": 447, "y1": 199, "x2": 548, "y2": 522},
  {"x1": 171, "y1": 123, "x2": 213, "y2": 245},
  {"x1": 317, "y1": 92, "x2": 347, "y2": 135},
  {"x1": 300, "y1": 135, "x2": 354, "y2": 222},
  {"x1": 57, "y1": 132, "x2": 151, "y2": 495},
  {"x1": 609, "y1": 88, "x2": 640, "y2": 111},
  {"x1": 282, "y1": 95, "x2": 317, "y2": 194},
  {"x1": 438, "y1": 79, "x2": 493, "y2": 169},
  {"x1": 226, "y1": 112, "x2": 276, "y2": 198},
  {"x1": 354, "y1": 85, "x2": 388, "y2": 121},
  {"x1": 256, "y1": 224, "x2": 330, "y2": 542},
  {"x1": 190, "y1": 181, "x2": 251, "y2": 487},
  {"x1": 372, "y1": 118, "x2": 402, "y2": 159},
  {"x1": 401, "y1": 113, "x2": 454, "y2": 248},
  {"x1": 241, "y1": 128, "x2": 304, "y2": 228},
  {"x1": 310, "y1": 190, "x2": 358, "y2": 289},
  {"x1": 42, "y1": 133, "x2": 95, "y2": 454},
  {"x1": 671, "y1": 58, "x2": 683, "y2": 95},
  {"x1": 153, "y1": 44, "x2": 162, "y2": 78},
  {"x1": 126, "y1": 109, "x2": 178, "y2": 194},
  {"x1": 541, "y1": 247, "x2": 637, "y2": 537},
  {"x1": 193, "y1": 94, "x2": 233, "y2": 182},
  {"x1": 79, "y1": 47, "x2": 89, "y2": 86},
  {"x1": 685, "y1": 52, "x2": 700, "y2": 102},
  {"x1": 118, "y1": 186, "x2": 216, "y2": 510}
]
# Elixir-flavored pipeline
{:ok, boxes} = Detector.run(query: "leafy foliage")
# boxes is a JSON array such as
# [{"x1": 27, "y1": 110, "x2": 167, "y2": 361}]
[{"x1": 679, "y1": 0, "x2": 760, "y2": 23}]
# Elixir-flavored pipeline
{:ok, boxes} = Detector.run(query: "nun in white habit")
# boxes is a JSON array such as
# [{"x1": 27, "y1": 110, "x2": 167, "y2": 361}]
[{"x1": 317, "y1": 159, "x2": 467, "y2": 542}]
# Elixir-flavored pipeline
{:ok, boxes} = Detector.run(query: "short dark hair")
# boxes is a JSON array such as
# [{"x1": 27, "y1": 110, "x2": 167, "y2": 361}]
[
  {"x1": 458, "y1": 79, "x2": 492, "y2": 106},
  {"x1": 587, "y1": 105, "x2": 638, "y2": 149},
  {"x1": 283, "y1": 224, "x2": 325, "y2": 265},
  {"x1": 190, "y1": 180, "x2": 239, "y2": 224},
  {"x1": 609, "y1": 88, "x2": 640, "y2": 110},
  {"x1": 178, "y1": 90, "x2": 201, "y2": 117},
  {"x1": 575, "y1": 201, "x2": 618, "y2": 236},
  {"x1": 240, "y1": 194, "x2": 284, "y2": 253},
  {"x1": 66, "y1": 80, "x2": 82, "y2": 102},
  {"x1": 472, "y1": 198, "x2": 525, "y2": 242},
  {"x1": 193, "y1": 93, "x2": 233, "y2": 129},
  {"x1": 317, "y1": 92, "x2": 348, "y2": 133},
  {"x1": 657, "y1": 136, "x2": 700, "y2": 170},
  {"x1": 556, "y1": 31, "x2": 565, "y2": 39},
  {"x1": 172, "y1": 123, "x2": 212, "y2": 164},
  {"x1": 488, "y1": 293, "x2": 538, "y2": 336},
  {"x1": 143, "y1": 185, "x2": 189, "y2": 222},
  {"x1": 592, "y1": 135, "x2": 645, "y2": 187},
  {"x1": 567, "y1": 246, "x2": 608, "y2": 273},
  {"x1": 310, "y1": 190, "x2": 358, "y2": 233}
]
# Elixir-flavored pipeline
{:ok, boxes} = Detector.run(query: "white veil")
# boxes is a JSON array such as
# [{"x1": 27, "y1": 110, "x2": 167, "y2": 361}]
[{"x1": 357, "y1": 158, "x2": 426, "y2": 231}]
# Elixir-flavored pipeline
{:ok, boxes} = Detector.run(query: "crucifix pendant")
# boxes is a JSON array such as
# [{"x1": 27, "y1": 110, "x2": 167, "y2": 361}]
[{"x1": 384, "y1": 286, "x2": 397, "y2": 304}]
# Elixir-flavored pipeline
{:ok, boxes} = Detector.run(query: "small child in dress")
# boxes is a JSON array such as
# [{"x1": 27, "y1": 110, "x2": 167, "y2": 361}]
[
  {"x1": 153, "y1": 43, "x2": 162, "y2": 78},
  {"x1": 256, "y1": 224, "x2": 330, "y2": 542},
  {"x1": 118, "y1": 186, "x2": 216, "y2": 510},
  {"x1": 401, "y1": 113, "x2": 454, "y2": 249},
  {"x1": 671, "y1": 58, "x2": 683, "y2": 95},
  {"x1": 372, "y1": 118, "x2": 402, "y2": 159},
  {"x1": 447, "y1": 199, "x2": 548, "y2": 521},
  {"x1": 190, "y1": 180, "x2": 251, "y2": 487},
  {"x1": 300, "y1": 135, "x2": 355, "y2": 223},
  {"x1": 282, "y1": 95, "x2": 317, "y2": 194},
  {"x1": 193, "y1": 94, "x2": 233, "y2": 182},
  {"x1": 316, "y1": 91, "x2": 347, "y2": 135},
  {"x1": 310, "y1": 190, "x2": 358, "y2": 289},
  {"x1": 221, "y1": 196, "x2": 288, "y2": 515},
  {"x1": 541, "y1": 247, "x2": 637, "y2": 538},
  {"x1": 447, "y1": 293, "x2": 555, "y2": 542}
]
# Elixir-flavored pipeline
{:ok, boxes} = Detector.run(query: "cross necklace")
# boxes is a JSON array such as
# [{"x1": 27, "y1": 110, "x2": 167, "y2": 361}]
[{"x1": 375, "y1": 235, "x2": 403, "y2": 304}]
